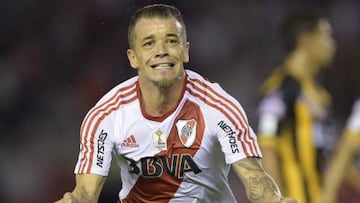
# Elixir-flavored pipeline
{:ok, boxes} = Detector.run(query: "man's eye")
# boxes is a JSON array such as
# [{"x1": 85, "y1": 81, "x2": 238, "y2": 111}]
[
  {"x1": 143, "y1": 41, "x2": 154, "y2": 47},
  {"x1": 167, "y1": 39, "x2": 178, "y2": 45}
]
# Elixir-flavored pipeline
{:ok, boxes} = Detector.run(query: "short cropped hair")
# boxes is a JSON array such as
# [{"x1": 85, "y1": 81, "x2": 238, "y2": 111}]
[
  {"x1": 128, "y1": 4, "x2": 187, "y2": 49},
  {"x1": 279, "y1": 10, "x2": 322, "y2": 54}
]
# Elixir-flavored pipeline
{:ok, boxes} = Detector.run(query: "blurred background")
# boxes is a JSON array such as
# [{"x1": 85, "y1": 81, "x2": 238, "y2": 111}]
[{"x1": 1, "y1": 0, "x2": 359, "y2": 202}]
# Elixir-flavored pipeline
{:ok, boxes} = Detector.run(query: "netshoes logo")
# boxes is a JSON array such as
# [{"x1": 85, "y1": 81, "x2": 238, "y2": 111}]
[
  {"x1": 217, "y1": 120, "x2": 240, "y2": 153},
  {"x1": 96, "y1": 129, "x2": 108, "y2": 167}
]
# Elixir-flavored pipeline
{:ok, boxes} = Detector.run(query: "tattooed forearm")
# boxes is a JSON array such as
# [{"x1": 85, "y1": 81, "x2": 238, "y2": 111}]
[
  {"x1": 233, "y1": 158, "x2": 281, "y2": 203},
  {"x1": 236, "y1": 157, "x2": 263, "y2": 171},
  {"x1": 246, "y1": 173, "x2": 280, "y2": 202}
]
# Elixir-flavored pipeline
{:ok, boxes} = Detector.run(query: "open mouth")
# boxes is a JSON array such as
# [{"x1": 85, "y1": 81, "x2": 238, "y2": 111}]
[{"x1": 150, "y1": 63, "x2": 175, "y2": 69}]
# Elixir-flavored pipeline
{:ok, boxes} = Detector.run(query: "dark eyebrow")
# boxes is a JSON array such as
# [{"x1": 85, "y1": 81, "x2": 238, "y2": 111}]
[
  {"x1": 142, "y1": 33, "x2": 179, "y2": 40},
  {"x1": 140, "y1": 33, "x2": 180, "y2": 44},
  {"x1": 141, "y1": 35, "x2": 154, "y2": 42},
  {"x1": 166, "y1": 33, "x2": 179, "y2": 38}
]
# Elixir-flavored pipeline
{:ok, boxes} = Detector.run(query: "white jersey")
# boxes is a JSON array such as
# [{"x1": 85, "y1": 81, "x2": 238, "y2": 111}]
[{"x1": 74, "y1": 69, "x2": 262, "y2": 203}]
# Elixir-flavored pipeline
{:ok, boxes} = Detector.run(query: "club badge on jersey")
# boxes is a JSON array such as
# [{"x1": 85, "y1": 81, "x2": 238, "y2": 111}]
[{"x1": 176, "y1": 119, "x2": 197, "y2": 148}]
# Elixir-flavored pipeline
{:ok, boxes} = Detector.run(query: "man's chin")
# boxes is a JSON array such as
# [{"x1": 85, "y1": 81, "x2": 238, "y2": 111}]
[{"x1": 153, "y1": 79, "x2": 175, "y2": 90}]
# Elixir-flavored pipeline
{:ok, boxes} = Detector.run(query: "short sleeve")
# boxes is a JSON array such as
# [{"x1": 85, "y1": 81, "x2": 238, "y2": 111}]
[
  {"x1": 74, "y1": 111, "x2": 115, "y2": 176},
  {"x1": 216, "y1": 118, "x2": 262, "y2": 164}
]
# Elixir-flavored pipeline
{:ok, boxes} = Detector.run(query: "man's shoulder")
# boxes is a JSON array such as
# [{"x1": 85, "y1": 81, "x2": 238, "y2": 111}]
[
  {"x1": 185, "y1": 69, "x2": 225, "y2": 94},
  {"x1": 185, "y1": 69, "x2": 247, "y2": 119},
  {"x1": 186, "y1": 69, "x2": 216, "y2": 83},
  {"x1": 94, "y1": 76, "x2": 138, "y2": 107},
  {"x1": 262, "y1": 75, "x2": 301, "y2": 103},
  {"x1": 186, "y1": 69, "x2": 204, "y2": 80}
]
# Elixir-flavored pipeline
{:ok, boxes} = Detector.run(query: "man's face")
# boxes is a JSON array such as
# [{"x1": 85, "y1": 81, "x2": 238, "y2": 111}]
[
  {"x1": 307, "y1": 19, "x2": 336, "y2": 67},
  {"x1": 127, "y1": 17, "x2": 189, "y2": 89}
]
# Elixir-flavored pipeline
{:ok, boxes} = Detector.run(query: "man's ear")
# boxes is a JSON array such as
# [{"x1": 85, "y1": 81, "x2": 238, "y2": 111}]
[
  {"x1": 127, "y1": 49, "x2": 139, "y2": 69},
  {"x1": 184, "y1": 42, "x2": 190, "y2": 63}
]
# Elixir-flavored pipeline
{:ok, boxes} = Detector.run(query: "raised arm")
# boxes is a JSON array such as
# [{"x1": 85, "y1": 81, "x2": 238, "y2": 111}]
[
  {"x1": 55, "y1": 174, "x2": 106, "y2": 203},
  {"x1": 320, "y1": 129, "x2": 360, "y2": 203},
  {"x1": 232, "y1": 157, "x2": 297, "y2": 203}
]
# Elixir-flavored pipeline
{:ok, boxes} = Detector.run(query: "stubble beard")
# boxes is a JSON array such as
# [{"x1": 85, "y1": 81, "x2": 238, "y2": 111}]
[{"x1": 153, "y1": 78, "x2": 175, "y2": 91}]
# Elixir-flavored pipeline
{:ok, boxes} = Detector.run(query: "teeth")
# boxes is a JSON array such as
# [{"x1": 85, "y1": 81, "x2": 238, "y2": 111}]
[
  {"x1": 158, "y1": 63, "x2": 171, "y2": 67},
  {"x1": 152, "y1": 63, "x2": 173, "y2": 69}
]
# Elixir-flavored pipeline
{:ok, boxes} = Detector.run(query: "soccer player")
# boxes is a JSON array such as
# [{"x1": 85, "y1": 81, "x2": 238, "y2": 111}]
[
  {"x1": 256, "y1": 10, "x2": 336, "y2": 203},
  {"x1": 320, "y1": 98, "x2": 360, "y2": 203},
  {"x1": 55, "y1": 4, "x2": 297, "y2": 203}
]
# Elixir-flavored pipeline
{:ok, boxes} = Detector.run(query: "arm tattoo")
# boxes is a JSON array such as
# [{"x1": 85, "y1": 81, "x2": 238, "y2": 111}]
[{"x1": 235, "y1": 158, "x2": 281, "y2": 203}]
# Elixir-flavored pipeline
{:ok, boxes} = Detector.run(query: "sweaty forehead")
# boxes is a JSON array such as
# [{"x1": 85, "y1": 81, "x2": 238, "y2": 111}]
[{"x1": 133, "y1": 17, "x2": 184, "y2": 38}]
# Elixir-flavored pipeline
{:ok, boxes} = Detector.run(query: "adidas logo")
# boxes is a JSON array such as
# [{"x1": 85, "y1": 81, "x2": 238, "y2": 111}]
[{"x1": 121, "y1": 135, "x2": 139, "y2": 148}]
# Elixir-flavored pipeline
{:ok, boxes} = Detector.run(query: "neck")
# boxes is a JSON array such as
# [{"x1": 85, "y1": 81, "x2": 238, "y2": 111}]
[
  {"x1": 139, "y1": 74, "x2": 185, "y2": 117},
  {"x1": 283, "y1": 49, "x2": 319, "y2": 81}
]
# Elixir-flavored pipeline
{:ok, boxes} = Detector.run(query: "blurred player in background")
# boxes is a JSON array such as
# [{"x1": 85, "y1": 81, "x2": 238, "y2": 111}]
[
  {"x1": 320, "y1": 97, "x2": 360, "y2": 203},
  {"x1": 256, "y1": 10, "x2": 336, "y2": 203},
  {"x1": 55, "y1": 4, "x2": 297, "y2": 203}
]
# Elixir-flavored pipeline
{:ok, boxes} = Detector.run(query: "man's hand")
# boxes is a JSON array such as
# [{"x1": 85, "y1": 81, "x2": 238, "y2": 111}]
[{"x1": 54, "y1": 192, "x2": 77, "y2": 203}]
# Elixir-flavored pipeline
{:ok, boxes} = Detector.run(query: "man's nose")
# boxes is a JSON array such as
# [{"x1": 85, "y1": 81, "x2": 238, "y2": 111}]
[{"x1": 155, "y1": 42, "x2": 169, "y2": 57}]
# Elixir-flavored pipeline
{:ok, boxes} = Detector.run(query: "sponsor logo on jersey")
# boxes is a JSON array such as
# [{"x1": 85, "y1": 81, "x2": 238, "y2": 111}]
[
  {"x1": 176, "y1": 119, "x2": 197, "y2": 148},
  {"x1": 126, "y1": 154, "x2": 201, "y2": 179},
  {"x1": 121, "y1": 135, "x2": 139, "y2": 148},
  {"x1": 217, "y1": 120, "x2": 240, "y2": 153},
  {"x1": 96, "y1": 129, "x2": 108, "y2": 167}
]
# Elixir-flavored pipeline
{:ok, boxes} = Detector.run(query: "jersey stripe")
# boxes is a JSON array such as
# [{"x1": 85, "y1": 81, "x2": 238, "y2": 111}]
[
  {"x1": 188, "y1": 77, "x2": 260, "y2": 157},
  {"x1": 77, "y1": 82, "x2": 137, "y2": 173}
]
